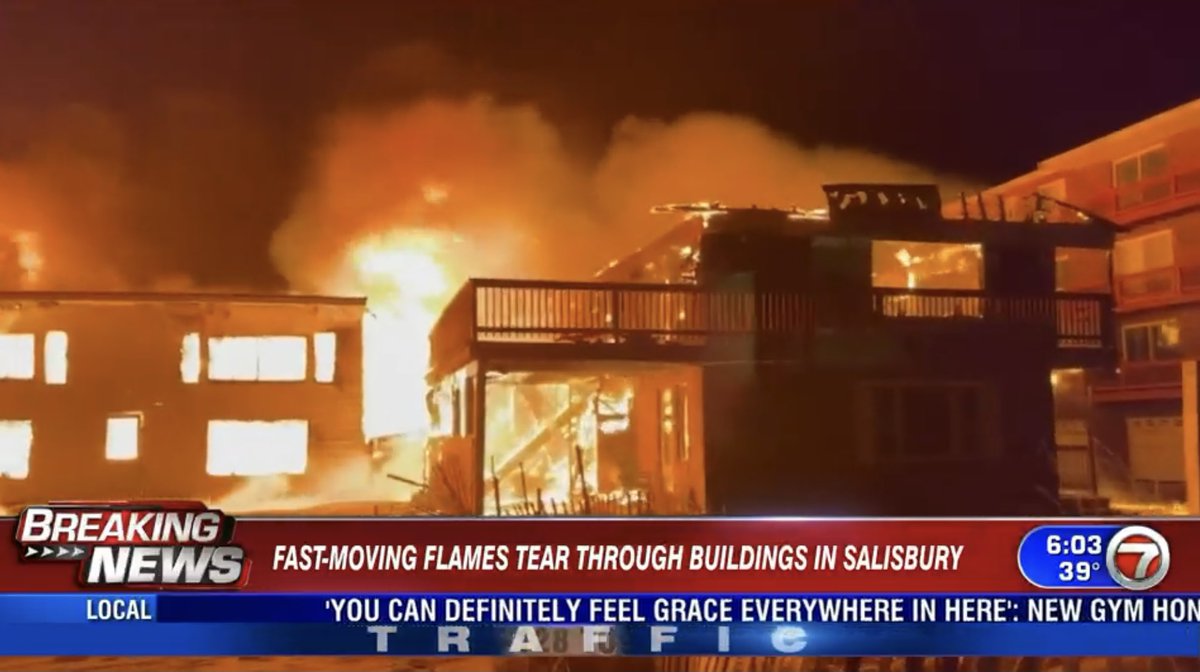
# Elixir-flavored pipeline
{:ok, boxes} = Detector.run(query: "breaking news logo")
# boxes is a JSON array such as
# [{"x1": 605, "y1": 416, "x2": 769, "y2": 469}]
[{"x1": 13, "y1": 501, "x2": 249, "y2": 588}]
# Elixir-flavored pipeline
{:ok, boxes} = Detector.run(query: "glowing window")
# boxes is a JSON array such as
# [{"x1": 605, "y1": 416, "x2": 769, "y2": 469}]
[
  {"x1": 206, "y1": 420, "x2": 308, "y2": 476},
  {"x1": 105, "y1": 415, "x2": 140, "y2": 461},
  {"x1": 44, "y1": 331, "x2": 68, "y2": 385},
  {"x1": 0, "y1": 420, "x2": 32, "y2": 479},
  {"x1": 208, "y1": 337, "x2": 258, "y2": 381},
  {"x1": 180, "y1": 333, "x2": 201, "y2": 384},
  {"x1": 314, "y1": 332, "x2": 336, "y2": 383},
  {"x1": 0, "y1": 334, "x2": 35, "y2": 380},
  {"x1": 207, "y1": 336, "x2": 307, "y2": 382},
  {"x1": 257, "y1": 337, "x2": 307, "y2": 381},
  {"x1": 871, "y1": 241, "x2": 983, "y2": 290}
]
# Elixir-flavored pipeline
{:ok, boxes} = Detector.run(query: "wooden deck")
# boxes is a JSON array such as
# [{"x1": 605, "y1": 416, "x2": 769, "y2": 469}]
[{"x1": 428, "y1": 279, "x2": 1114, "y2": 378}]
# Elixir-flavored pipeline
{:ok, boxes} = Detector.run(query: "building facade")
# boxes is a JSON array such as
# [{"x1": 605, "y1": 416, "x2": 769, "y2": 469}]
[
  {"x1": 0, "y1": 292, "x2": 366, "y2": 505},
  {"x1": 967, "y1": 98, "x2": 1200, "y2": 506},
  {"x1": 425, "y1": 185, "x2": 1114, "y2": 517}
]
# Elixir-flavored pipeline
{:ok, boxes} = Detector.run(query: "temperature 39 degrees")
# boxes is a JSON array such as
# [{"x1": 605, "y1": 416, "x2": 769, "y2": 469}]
[
  {"x1": 1058, "y1": 559, "x2": 1101, "y2": 583},
  {"x1": 1017, "y1": 525, "x2": 1122, "y2": 589},
  {"x1": 1048, "y1": 534, "x2": 1103, "y2": 584}
]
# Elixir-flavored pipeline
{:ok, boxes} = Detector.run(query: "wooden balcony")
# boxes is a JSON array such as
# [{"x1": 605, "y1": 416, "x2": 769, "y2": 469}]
[
  {"x1": 429, "y1": 279, "x2": 1114, "y2": 377},
  {"x1": 1080, "y1": 164, "x2": 1200, "y2": 227},
  {"x1": 1113, "y1": 263, "x2": 1200, "y2": 311}
]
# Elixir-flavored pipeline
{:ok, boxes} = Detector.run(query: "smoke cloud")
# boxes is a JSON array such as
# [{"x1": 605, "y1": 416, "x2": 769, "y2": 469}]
[
  {"x1": 0, "y1": 44, "x2": 964, "y2": 296},
  {"x1": 0, "y1": 94, "x2": 290, "y2": 293},
  {"x1": 0, "y1": 105, "x2": 132, "y2": 290},
  {"x1": 273, "y1": 100, "x2": 963, "y2": 297},
  {"x1": 271, "y1": 95, "x2": 596, "y2": 299},
  {"x1": 595, "y1": 113, "x2": 963, "y2": 254}
]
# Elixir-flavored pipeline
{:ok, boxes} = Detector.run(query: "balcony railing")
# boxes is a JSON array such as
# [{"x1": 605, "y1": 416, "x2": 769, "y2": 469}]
[
  {"x1": 1114, "y1": 263, "x2": 1200, "y2": 308},
  {"x1": 430, "y1": 279, "x2": 1113, "y2": 373},
  {"x1": 1090, "y1": 360, "x2": 1183, "y2": 402},
  {"x1": 1078, "y1": 163, "x2": 1200, "y2": 224}
]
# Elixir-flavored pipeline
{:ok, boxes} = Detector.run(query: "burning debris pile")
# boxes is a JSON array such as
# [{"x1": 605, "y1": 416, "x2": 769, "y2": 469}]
[{"x1": 478, "y1": 375, "x2": 638, "y2": 514}]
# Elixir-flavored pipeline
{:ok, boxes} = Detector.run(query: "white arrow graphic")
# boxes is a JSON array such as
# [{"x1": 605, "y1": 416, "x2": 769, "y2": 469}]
[
  {"x1": 56, "y1": 546, "x2": 69, "y2": 558},
  {"x1": 71, "y1": 547, "x2": 84, "y2": 558},
  {"x1": 40, "y1": 546, "x2": 53, "y2": 558},
  {"x1": 24, "y1": 546, "x2": 37, "y2": 558}
]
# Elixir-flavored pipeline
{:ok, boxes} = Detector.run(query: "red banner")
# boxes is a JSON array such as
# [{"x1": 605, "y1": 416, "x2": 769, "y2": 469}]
[{"x1": 1, "y1": 517, "x2": 1197, "y2": 593}]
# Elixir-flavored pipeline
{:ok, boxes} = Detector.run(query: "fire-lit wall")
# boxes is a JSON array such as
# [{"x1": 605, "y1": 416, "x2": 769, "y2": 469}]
[{"x1": 0, "y1": 294, "x2": 365, "y2": 505}]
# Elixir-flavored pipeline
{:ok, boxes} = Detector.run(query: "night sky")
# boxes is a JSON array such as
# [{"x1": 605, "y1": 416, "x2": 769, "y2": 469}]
[{"x1": 0, "y1": 1, "x2": 1197, "y2": 287}]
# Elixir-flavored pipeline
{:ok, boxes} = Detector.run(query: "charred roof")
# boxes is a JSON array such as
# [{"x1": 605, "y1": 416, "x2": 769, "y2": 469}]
[{"x1": 649, "y1": 183, "x2": 1115, "y2": 250}]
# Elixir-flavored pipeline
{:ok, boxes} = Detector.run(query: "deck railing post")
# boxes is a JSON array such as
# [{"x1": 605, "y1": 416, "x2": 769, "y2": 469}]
[
  {"x1": 610, "y1": 287, "x2": 621, "y2": 341},
  {"x1": 468, "y1": 280, "x2": 478, "y2": 347}
]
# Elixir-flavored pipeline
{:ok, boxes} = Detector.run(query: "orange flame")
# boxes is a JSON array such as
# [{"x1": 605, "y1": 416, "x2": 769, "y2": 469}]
[{"x1": 347, "y1": 228, "x2": 464, "y2": 440}]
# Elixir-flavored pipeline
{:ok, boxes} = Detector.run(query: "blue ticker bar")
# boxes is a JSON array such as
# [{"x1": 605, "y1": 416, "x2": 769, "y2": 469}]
[{"x1": 0, "y1": 593, "x2": 1194, "y2": 656}]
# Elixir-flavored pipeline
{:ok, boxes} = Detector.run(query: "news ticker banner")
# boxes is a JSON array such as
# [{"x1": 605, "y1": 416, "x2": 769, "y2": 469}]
[
  {"x1": 0, "y1": 593, "x2": 1196, "y2": 656},
  {"x1": 0, "y1": 503, "x2": 1197, "y2": 656}
]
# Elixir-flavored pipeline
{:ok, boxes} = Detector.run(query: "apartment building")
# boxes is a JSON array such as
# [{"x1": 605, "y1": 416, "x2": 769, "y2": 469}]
[
  {"x1": 0, "y1": 292, "x2": 366, "y2": 505},
  {"x1": 970, "y1": 98, "x2": 1200, "y2": 503}
]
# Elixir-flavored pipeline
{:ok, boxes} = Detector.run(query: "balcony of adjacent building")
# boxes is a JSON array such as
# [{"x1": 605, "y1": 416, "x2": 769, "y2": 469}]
[
  {"x1": 1091, "y1": 318, "x2": 1184, "y2": 403},
  {"x1": 1114, "y1": 264, "x2": 1200, "y2": 310},
  {"x1": 1079, "y1": 149, "x2": 1200, "y2": 227},
  {"x1": 428, "y1": 278, "x2": 1115, "y2": 379},
  {"x1": 1110, "y1": 226, "x2": 1200, "y2": 311}
]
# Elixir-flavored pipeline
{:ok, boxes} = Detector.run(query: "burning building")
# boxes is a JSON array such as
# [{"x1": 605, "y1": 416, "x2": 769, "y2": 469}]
[
  {"x1": 0, "y1": 291, "x2": 366, "y2": 508},
  {"x1": 425, "y1": 184, "x2": 1116, "y2": 517}
]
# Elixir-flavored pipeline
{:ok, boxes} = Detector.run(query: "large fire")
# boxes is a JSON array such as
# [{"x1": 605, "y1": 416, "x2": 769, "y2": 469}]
[
  {"x1": 212, "y1": 187, "x2": 471, "y2": 512},
  {"x1": 350, "y1": 227, "x2": 462, "y2": 439}
]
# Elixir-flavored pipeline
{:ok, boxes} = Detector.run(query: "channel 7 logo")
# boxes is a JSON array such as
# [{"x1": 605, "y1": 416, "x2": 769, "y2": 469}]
[{"x1": 1105, "y1": 525, "x2": 1170, "y2": 591}]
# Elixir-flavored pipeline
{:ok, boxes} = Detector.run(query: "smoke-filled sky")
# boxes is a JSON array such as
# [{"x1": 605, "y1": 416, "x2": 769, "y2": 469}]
[{"x1": 0, "y1": 1, "x2": 1197, "y2": 291}]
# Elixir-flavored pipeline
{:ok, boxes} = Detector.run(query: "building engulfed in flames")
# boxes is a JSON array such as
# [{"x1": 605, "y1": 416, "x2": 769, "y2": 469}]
[
  {"x1": 422, "y1": 184, "x2": 1117, "y2": 518},
  {"x1": 0, "y1": 291, "x2": 382, "y2": 511}
]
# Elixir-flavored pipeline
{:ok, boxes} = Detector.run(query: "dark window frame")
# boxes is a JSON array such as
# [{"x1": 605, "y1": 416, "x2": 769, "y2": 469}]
[{"x1": 1122, "y1": 319, "x2": 1183, "y2": 363}]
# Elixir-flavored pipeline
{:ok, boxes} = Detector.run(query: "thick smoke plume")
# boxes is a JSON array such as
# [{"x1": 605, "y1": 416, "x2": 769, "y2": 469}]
[
  {"x1": 271, "y1": 95, "x2": 596, "y2": 295},
  {"x1": 273, "y1": 102, "x2": 958, "y2": 294},
  {"x1": 595, "y1": 112, "x2": 962, "y2": 247}
]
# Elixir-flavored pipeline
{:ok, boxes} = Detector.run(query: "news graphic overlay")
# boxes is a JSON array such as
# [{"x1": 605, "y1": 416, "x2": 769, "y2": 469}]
[
  {"x1": 14, "y1": 502, "x2": 248, "y2": 587},
  {"x1": 1107, "y1": 525, "x2": 1171, "y2": 591},
  {"x1": 1, "y1": 516, "x2": 1200, "y2": 657},
  {"x1": 1018, "y1": 524, "x2": 1171, "y2": 591}
]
